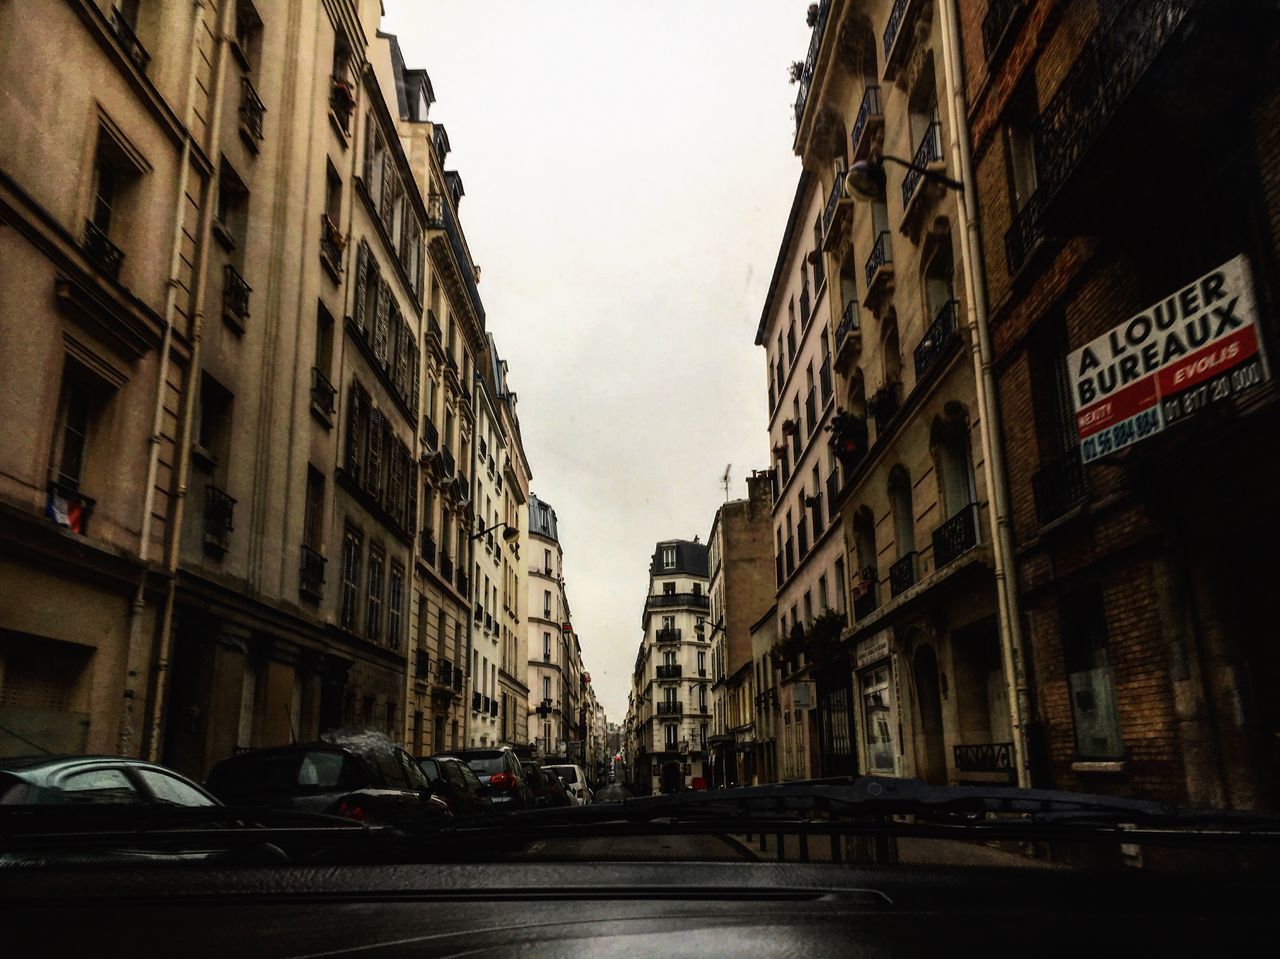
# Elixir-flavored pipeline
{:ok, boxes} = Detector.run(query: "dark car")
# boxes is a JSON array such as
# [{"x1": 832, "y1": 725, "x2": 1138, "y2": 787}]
[
  {"x1": 418, "y1": 755, "x2": 493, "y2": 818},
  {"x1": 539, "y1": 768, "x2": 572, "y2": 808},
  {"x1": 0, "y1": 756, "x2": 219, "y2": 807},
  {"x1": 450, "y1": 747, "x2": 533, "y2": 811},
  {"x1": 206, "y1": 734, "x2": 449, "y2": 833}
]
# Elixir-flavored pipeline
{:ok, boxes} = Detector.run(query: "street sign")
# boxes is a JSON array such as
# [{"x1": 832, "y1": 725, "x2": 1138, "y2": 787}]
[{"x1": 1068, "y1": 254, "x2": 1269, "y2": 464}]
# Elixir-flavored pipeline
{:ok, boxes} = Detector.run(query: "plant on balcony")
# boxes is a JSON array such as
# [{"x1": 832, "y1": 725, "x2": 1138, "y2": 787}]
[
  {"x1": 806, "y1": 3, "x2": 820, "y2": 27},
  {"x1": 805, "y1": 610, "x2": 847, "y2": 666},
  {"x1": 331, "y1": 79, "x2": 356, "y2": 108},
  {"x1": 825, "y1": 408, "x2": 868, "y2": 471},
  {"x1": 781, "y1": 418, "x2": 799, "y2": 436},
  {"x1": 788, "y1": 61, "x2": 804, "y2": 84}
]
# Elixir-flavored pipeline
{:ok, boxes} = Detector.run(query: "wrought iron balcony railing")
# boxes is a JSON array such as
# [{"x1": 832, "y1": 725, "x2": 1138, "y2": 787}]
[
  {"x1": 954, "y1": 741, "x2": 1014, "y2": 773},
  {"x1": 240, "y1": 76, "x2": 265, "y2": 143},
  {"x1": 902, "y1": 121, "x2": 944, "y2": 209},
  {"x1": 299, "y1": 545, "x2": 326, "y2": 598},
  {"x1": 645, "y1": 592, "x2": 709, "y2": 610},
  {"x1": 914, "y1": 299, "x2": 961, "y2": 382},
  {"x1": 889, "y1": 551, "x2": 917, "y2": 598},
  {"x1": 421, "y1": 417, "x2": 439, "y2": 451},
  {"x1": 656, "y1": 627, "x2": 682, "y2": 645},
  {"x1": 851, "y1": 85, "x2": 883, "y2": 159},
  {"x1": 933, "y1": 503, "x2": 979, "y2": 569},
  {"x1": 440, "y1": 551, "x2": 453, "y2": 582},
  {"x1": 657, "y1": 701, "x2": 684, "y2": 716},
  {"x1": 853, "y1": 586, "x2": 880, "y2": 622},
  {"x1": 111, "y1": 8, "x2": 150, "y2": 71},
  {"x1": 868, "y1": 382, "x2": 902, "y2": 438},
  {"x1": 419, "y1": 528, "x2": 436, "y2": 566},
  {"x1": 835, "y1": 300, "x2": 859, "y2": 359},
  {"x1": 819, "y1": 354, "x2": 832, "y2": 407},
  {"x1": 311, "y1": 366, "x2": 336, "y2": 416},
  {"x1": 83, "y1": 220, "x2": 123, "y2": 280},
  {"x1": 440, "y1": 446, "x2": 455, "y2": 476},
  {"x1": 982, "y1": 0, "x2": 1023, "y2": 59},
  {"x1": 1032, "y1": 447, "x2": 1087, "y2": 525},
  {"x1": 414, "y1": 648, "x2": 429, "y2": 680},
  {"x1": 223, "y1": 264, "x2": 251, "y2": 329},
  {"x1": 457, "y1": 568, "x2": 469, "y2": 598},
  {"x1": 792, "y1": 0, "x2": 832, "y2": 128},
  {"x1": 330, "y1": 77, "x2": 356, "y2": 134},
  {"x1": 656, "y1": 664, "x2": 682, "y2": 680},
  {"x1": 1004, "y1": 190, "x2": 1045, "y2": 276},
  {"x1": 864, "y1": 230, "x2": 892, "y2": 290},
  {"x1": 319, "y1": 214, "x2": 345, "y2": 273},
  {"x1": 203, "y1": 485, "x2": 236, "y2": 556}
]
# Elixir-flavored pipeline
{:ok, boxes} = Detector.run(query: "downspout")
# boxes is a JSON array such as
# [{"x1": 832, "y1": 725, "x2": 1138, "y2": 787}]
[
  {"x1": 119, "y1": 0, "x2": 206, "y2": 756},
  {"x1": 937, "y1": 0, "x2": 1033, "y2": 788},
  {"x1": 142, "y1": 0, "x2": 238, "y2": 760}
]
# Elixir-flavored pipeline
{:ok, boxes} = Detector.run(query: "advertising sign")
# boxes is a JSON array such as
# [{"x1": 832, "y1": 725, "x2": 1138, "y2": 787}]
[
  {"x1": 855, "y1": 630, "x2": 891, "y2": 669},
  {"x1": 1067, "y1": 254, "x2": 1269, "y2": 464}
]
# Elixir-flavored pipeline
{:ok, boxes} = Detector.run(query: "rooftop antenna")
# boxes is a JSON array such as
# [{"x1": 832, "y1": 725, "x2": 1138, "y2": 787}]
[{"x1": 721, "y1": 464, "x2": 732, "y2": 502}]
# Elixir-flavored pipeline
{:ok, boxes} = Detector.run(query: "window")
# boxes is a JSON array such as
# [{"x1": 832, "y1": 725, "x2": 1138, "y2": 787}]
[
  {"x1": 661, "y1": 615, "x2": 675, "y2": 632},
  {"x1": 215, "y1": 160, "x2": 249, "y2": 254},
  {"x1": 697, "y1": 651, "x2": 706, "y2": 675},
  {"x1": 543, "y1": 548, "x2": 551, "y2": 572},
  {"x1": 303, "y1": 467, "x2": 325, "y2": 551},
  {"x1": 137, "y1": 770, "x2": 215, "y2": 806},
  {"x1": 662, "y1": 545, "x2": 676, "y2": 569},
  {"x1": 663, "y1": 582, "x2": 675, "y2": 595},
  {"x1": 387, "y1": 563, "x2": 404, "y2": 649},
  {"x1": 197, "y1": 373, "x2": 234, "y2": 475},
  {"x1": 818, "y1": 574, "x2": 829, "y2": 612},
  {"x1": 366, "y1": 547, "x2": 385, "y2": 641},
  {"x1": 62, "y1": 768, "x2": 140, "y2": 805},
  {"x1": 542, "y1": 676, "x2": 551, "y2": 702},
  {"x1": 1004, "y1": 83, "x2": 1039, "y2": 213},
  {"x1": 1061, "y1": 588, "x2": 1123, "y2": 759},
  {"x1": 699, "y1": 724, "x2": 708, "y2": 750},
  {"x1": 50, "y1": 362, "x2": 103, "y2": 493},
  {"x1": 834, "y1": 557, "x2": 847, "y2": 617},
  {"x1": 324, "y1": 160, "x2": 342, "y2": 223},
  {"x1": 665, "y1": 724, "x2": 678, "y2": 749},
  {"x1": 234, "y1": 0, "x2": 263, "y2": 72},
  {"x1": 889, "y1": 466, "x2": 916, "y2": 557},
  {"x1": 1028, "y1": 317, "x2": 1078, "y2": 461},
  {"x1": 543, "y1": 590, "x2": 552, "y2": 617},
  {"x1": 340, "y1": 529, "x2": 361, "y2": 630},
  {"x1": 543, "y1": 632, "x2": 551, "y2": 660}
]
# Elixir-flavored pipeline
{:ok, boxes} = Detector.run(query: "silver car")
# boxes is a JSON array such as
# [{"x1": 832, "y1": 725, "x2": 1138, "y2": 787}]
[{"x1": 544, "y1": 764, "x2": 591, "y2": 805}]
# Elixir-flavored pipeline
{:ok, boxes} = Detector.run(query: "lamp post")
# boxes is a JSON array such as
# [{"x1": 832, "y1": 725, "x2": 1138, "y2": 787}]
[
  {"x1": 470, "y1": 521, "x2": 520, "y2": 543},
  {"x1": 843, "y1": 155, "x2": 963, "y2": 201}
]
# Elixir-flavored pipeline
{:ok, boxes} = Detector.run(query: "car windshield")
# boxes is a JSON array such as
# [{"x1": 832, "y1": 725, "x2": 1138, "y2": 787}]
[{"x1": 3, "y1": 0, "x2": 1280, "y2": 897}]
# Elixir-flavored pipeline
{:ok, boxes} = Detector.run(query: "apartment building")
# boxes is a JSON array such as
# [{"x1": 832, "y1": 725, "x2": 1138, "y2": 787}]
[
  {"x1": 526, "y1": 493, "x2": 572, "y2": 758},
  {"x1": 0, "y1": 0, "x2": 206, "y2": 757},
  {"x1": 786, "y1": 0, "x2": 1016, "y2": 786},
  {"x1": 755, "y1": 169, "x2": 851, "y2": 782},
  {"x1": 629, "y1": 539, "x2": 712, "y2": 795},
  {"x1": 963, "y1": 0, "x2": 1280, "y2": 807},
  {"x1": 707, "y1": 471, "x2": 775, "y2": 787}
]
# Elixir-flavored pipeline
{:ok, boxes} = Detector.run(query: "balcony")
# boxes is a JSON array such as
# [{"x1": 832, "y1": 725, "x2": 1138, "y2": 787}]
[
  {"x1": 792, "y1": 0, "x2": 832, "y2": 130},
  {"x1": 490, "y1": 700, "x2": 499, "y2": 718},
  {"x1": 453, "y1": 672, "x2": 464, "y2": 693},
  {"x1": 473, "y1": 602, "x2": 483, "y2": 624},
  {"x1": 933, "y1": 503, "x2": 979, "y2": 569},
  {"x1": 457, "y1": 568, "x2": 469, "y2": 598},
  {"x1": 804, "y1": 390, "x2": 817, "y2": 439},
  {"x1": 889, "y1": 551, "x2": 917, "y2": 598},
  {"x1": 825, "y1": 469, "x2": 841, "y2": 514},
  {"x1": 657, "y1": 701, "x2": 684, "y2": 717},
  {"x1": 853, "y1": 584, "x2": 880, "y2": 622},
  {"x1": 656, "y1": 627, "x2": 682, "y2": 645},
  {"x1": 914, "y1": 299, "x2": 961, "y2": 383},
  {"x1": 310, "y1": 367, "x2": 336, "y2": 419},
  {"x1": 645, "y1": 592, "x2": 709, "y2": 611},
  {"x1": 421, "y1": 417, "x2": 439, "y2": 451},
  {"x1": 419, "y1": 528, "x2": 436, "y2": 566},
  {"x1": 434, "y1": 659, "x2": 454, "y2": 692},
  {"x1": 472, "y1": 692, "x2": 482, "y2": 713},
  {"x1": 222, "y1": 264, "x2": 251, "y2": 332},
  {"x1": 867, "y1": 382, "x2": 901, "y2": 439},
  {"x1": 83, "y1": 220, "x2": 123, "y2": 281},
  {"x1": 901, "y1": 121, "x2": 944, "y2": 213},
  {"x1": 440, "y1": 552, "x2": 453, "y2": 583},
  {"x1": 656, "y1": 664, "x2": 682, "y2": 681},
  {"x1": 774, "y1": 551, "x2": 783, "y2": 588},
  {"x1": 863, "y1": 230, "x2": 893, "y2": 299},
  {"x1": 799, "y1": 279, "x2": 811, "y2": 327},
  {"x1": 110, "y1": 8, "x2": 149, "y2": 71},
  {"x1": 299, "y1": 545, "x2": 325, "y2": 600},
  {"x1": 820, "y1": 176, "x2": 847, "y2": 251},
  {"x1": 440, "y1": 446, "x2": 456, "y2": 477},
  {"x1": 203, "y1": 485, "x2": 236, "y2": 557},
  {"x1": 882, "y1": 0, "x2": 924, "y2": 81},
  {"x1": 834, "y1": 300, "x2": 861, "y2": 371},
  {"x1": 785, "y1": 537, "x2": 795, "y2": 578},
  {"x1": 1003, "y1": 190, "x2": 1046, "y2": 278},
  {"x1": 851, "y1": 85, "x2": 884, "y2": 160},
  {"x1": 982, "y1": 0, "x2": 1025, "y2": 60},
  {"x1": 1032, "y1": 448, "x2": 1087, "y2": 525},
  {"x1": 798, "y1": 517, "x2": 809, "y2": 557},
  {"x1": 414, "y1": 648, "x2": 429, "y2": 681},
  {"x1": 819, "y1": 354, "x2": 832, "y2": 407},
  {"x1": 330, "y1": 77, "x2": 356, "y2": 135},
  {"x1": 954, "y1": 741, "x2": 1015, "y2": 781},
  {"x1": 239, "y1": 76, "x2": 265, "y2": 147},
  {"x1": 319, "y1": 214, "x2": 345, "y2": 277}
]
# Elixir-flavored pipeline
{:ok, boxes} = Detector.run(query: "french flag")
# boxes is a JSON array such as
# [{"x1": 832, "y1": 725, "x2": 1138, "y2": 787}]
[{"x1": 47, "y1": 489, "x2": 85, "y2": 534}]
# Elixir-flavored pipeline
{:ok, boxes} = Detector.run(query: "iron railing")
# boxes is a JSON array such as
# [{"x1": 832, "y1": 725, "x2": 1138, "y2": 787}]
[
  {"x1": 853, "y1": 587, "x2": 880, "y2": 622},
  {"x1": 821, "y1": 176, "x2": 843, "y2": 244},
  {"x1": 440, "y1": 551, "x2": 453, "y2": 582},
  {"x1": 851, "y1": 85, "x2": 883, "y2": 158},
  {"x1": 240, "y1": 76, "x2": 265, "y2": 142},
  {"x1": 223, "y1": 264, "x2": 251, "y2": 328},
  {"x1": 299, "y1": 545, "x2": 326, "y2": 598},
  {"x1": 419, "y1": 529, "x2": 436, "y2": 566},
  {"x1": 792, "y1": 0, "x2": 832, "y2": 128},
  {"x1": 656, "y1": 628, "x2": 682, "y2": 645},
  {"x1": 414, "y1": 648, "x2": 429, "y2": 680},
  {"x1": 311, "y1": 367, "x2": 336, "y2": 415},
  {"x1": 319, "y1": 214, "x2": 345, "y2": 272},
  {"x1": 422, "y1": 417, "x2": 439, "y2": 450},
  {"x1": 1032, "y1": 447, "x2": 1087, "y2": 524},
  {"x1": 864, "y1": 230, "x2": 892, "y2": 289},
  {"x1": 330, "y1": 77, "x2": 356, "y2": 134},
  {"x1": 645, "y1": 593, "x2": 710, "y2": 610},
  {"x1": 1004, "y1": 190, "x2": 1045, "y2": 276},
  {"x1": 656, "y1": 664, "x2": 683, "y2": 680},
  {"x1": 869, "y1": 382, "x2": 902, "y2": 438},
  {"x1": 440, "y1": 447, "x2": 455, "y2": 476},
  {"x1": 914, "y1": 299, "x2": 961, "y2": 381},
  {"x1": 954, "y1": 741, "x2": 1014, "y2": 773},
  {"x1": 933, "y1": 503, "x2": 979, "y2": 568},
  {"x1": 835, "y1": 300, "x2": 859, "y2": 357},
  {"x1": 203, "y1": 485, "x2": 236, "y2": 555},
  {"x1": 83, "y1": 220, "x2": 123, "y2": 280},
  {"x1": 889, "y1": 551, "x2": 917, "y2": 597},
  {"x1": 902, "y1": 121, "x2": 943, "y2": 209},
  {"x1": 657, "y1": 701, "x2": 684, "y2": 716}
]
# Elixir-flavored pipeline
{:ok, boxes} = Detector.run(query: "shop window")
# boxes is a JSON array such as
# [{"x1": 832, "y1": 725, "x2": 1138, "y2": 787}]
[{"x1": 1060, "y1": 588, "x2": 1124, "y2": 760}]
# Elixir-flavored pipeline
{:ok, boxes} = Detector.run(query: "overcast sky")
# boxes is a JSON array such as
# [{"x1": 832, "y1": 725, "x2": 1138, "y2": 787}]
[{"x1": 381, "y1": 1, "x2": 810, "y2": 720}]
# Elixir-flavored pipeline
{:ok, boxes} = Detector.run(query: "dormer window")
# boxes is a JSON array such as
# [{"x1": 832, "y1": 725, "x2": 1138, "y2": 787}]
[{"x1": 661, "y1": 546, "x2": 676, "y2": 569}]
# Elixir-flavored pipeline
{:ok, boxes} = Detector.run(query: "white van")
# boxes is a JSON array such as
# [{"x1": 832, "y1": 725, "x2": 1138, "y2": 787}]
[{"x1": 544, "y1": 764, "x2": 591, "y2": 805}]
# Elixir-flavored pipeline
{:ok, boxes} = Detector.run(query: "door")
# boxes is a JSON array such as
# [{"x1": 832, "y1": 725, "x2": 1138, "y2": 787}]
[
  {"x1": 660, "y1": 760, "x2": 683, "y2": 794},
  {"x1": 912, "y1": 645, "x2": 947, "y2": 785}
]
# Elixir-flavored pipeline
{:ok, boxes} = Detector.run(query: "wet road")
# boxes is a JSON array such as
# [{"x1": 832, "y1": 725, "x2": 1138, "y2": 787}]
[{"x1": 518, "y1": 834, "x2": 754, "y2": 862}]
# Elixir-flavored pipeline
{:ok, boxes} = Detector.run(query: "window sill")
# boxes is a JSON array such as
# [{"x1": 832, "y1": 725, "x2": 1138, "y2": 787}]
[
  {"x1": 1070, "y1": 760, "x2": 1126, "y2": 774},
  {"x1": 212, "y1": 220, "x2": 236, "y2": 252}
]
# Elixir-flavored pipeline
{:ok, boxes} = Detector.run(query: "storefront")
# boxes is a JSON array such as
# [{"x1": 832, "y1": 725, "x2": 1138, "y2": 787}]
[{"x1": 854, "y1": 631, "x2": 901, "y2": 777}]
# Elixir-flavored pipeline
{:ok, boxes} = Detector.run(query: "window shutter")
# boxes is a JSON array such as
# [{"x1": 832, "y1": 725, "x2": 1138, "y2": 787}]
[
  {"x1": 409, "y1": 341, "x2": 421, "y2": 415},
  {"x1": 380, "y1": 168, "x2": 397, "y2": 235},
  {"x1": 346, "y1": 383, "x2": 365, "y2": 478},
  {"x1": 353, "y1": 241, "x2": 370, "y2": 332},
  {"x1": 363, "y1": 112, "x2": 375, "y2": 183},
  {"x1": 373, "y1": 280, "x2": 391, "y2": 366},
  {"x1": 366, "y1": 407, "x2": 384, "y2": 496},
  {"x1": 407, "y1": 458, "x2": 419, "y2": 534}
]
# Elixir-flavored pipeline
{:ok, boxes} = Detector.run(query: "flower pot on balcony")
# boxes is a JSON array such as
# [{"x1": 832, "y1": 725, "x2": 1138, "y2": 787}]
[{"x1": 825, "y1": 409, "x2": 868, "y2": 472}]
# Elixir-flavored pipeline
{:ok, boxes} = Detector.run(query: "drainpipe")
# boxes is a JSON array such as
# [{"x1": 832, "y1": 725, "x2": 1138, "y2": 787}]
[
  {"x1": 937, "y1": 0, "x2": 1033, "y2": 788},
  {"x1": 141, "y1": 0, "x2": 237, "y2": 761},
  {"x1": 119, "y1": 0, "x2": 207, "y2": 756}
]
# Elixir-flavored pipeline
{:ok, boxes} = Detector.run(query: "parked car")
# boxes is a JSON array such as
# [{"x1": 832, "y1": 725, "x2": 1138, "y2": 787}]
[
  {"x1": 544, "y1": 764, "x2": 591, "y2": 805},
  {"x1": 450, "y1": 747, "x2": 533, "y2": 811},
  {"x1": 539, "y1": 768, "x2": 573, "y2": 808},
  {"x1": 206, "y1": 734, "x2": 449, "y2": 833},
  {"x1": 418, "y1": 755, "x2": 493, "y2": 818},
  {"x1": 522, "y1": 760, "x2": 549, "y2": 808},
  {"x1": 0, "y1": 756, "x2": 219, "y2": 807}
]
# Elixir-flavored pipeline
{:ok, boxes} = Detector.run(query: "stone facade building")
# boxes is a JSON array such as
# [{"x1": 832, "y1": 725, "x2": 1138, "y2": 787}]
[
  {"x1": 962, "y1": 0, "x2": 1280, "y2": 807},
  {"x1": 526, "y1": 493, "x2": 575, "y2": 759}
]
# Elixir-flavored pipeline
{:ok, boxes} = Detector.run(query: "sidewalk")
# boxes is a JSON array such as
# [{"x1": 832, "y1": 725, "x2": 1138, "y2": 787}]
[{"x1": 727, "y1": 831, "x2": 1057, "y2": 868}]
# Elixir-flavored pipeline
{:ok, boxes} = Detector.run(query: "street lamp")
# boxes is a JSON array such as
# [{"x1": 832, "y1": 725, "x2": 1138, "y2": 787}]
[
  {"x1": 470, "y1": 521, "x2": 519, "y2": 543},
  {"x1": 844, "y1": 155, "x2": 963, "y2": 201}
]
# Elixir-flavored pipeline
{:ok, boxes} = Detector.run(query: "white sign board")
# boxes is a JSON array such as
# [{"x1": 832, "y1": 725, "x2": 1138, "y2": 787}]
[
  {"x1": 1067, "y1": 254, "x2": 1269, "y2": 464},
  {"x1": 855, "y1": 630, "x2": 891, "y2": 670}
]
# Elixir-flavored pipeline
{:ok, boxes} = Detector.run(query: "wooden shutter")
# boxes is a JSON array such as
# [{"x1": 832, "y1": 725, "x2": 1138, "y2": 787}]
[
  {"x1": 363, "y1": 112, "x2": 374, "y2": 183},
  {"x1": 346, "y1": 383, "x2": 365, "y2": 478},
  {"x1": 373, "y1": 279, "x2": 391, "y2": 366},
  {"x1": 380, "y1": 167, "x2": 397, "y2": 235},
  {"x1": 353, "y1": 241, "x2": 370, "y2": 332},
  {"x1": 366, "y1": 407, "x2": 384, "y2": 496},
  {"x1": 406, "y1": 457, "x2": 419, "y2": 534},
  {"x1": 409, "y1": 341, "x2": 421, "y2": 415}
]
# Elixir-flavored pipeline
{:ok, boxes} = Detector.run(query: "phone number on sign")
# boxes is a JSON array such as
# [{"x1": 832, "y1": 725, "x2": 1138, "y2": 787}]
[{"x1": 1082, "y1": 407, "x2": 1163, "y2": 462}]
